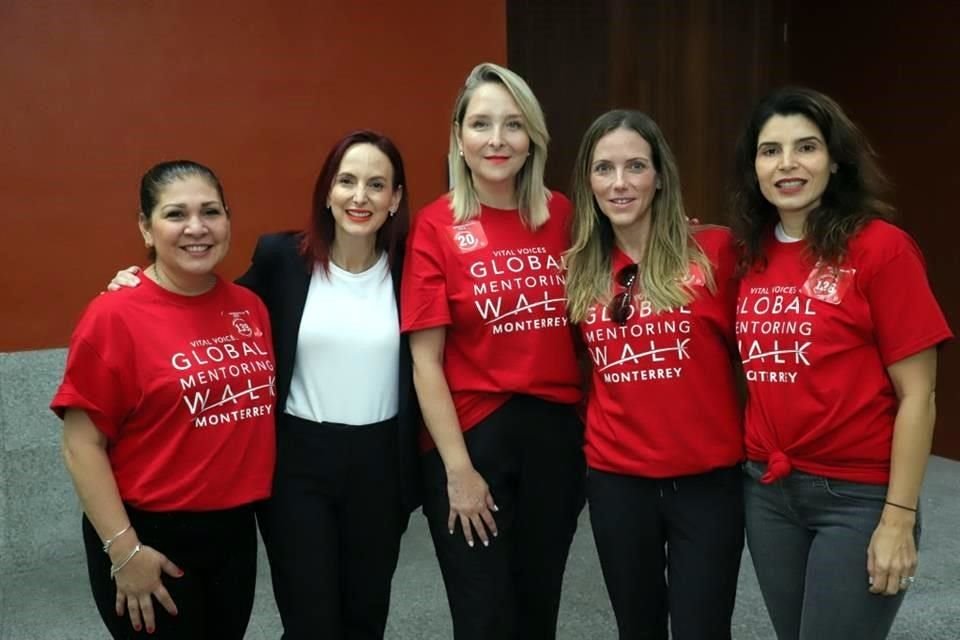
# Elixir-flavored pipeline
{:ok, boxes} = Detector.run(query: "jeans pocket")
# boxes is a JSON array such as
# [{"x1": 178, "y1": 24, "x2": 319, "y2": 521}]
[
  {"x1": 743, "y1": 460, "x2": 765, "y2": 482},
  {"x1": 822, "y1": 478, "x2": 887, "y2": 503}
]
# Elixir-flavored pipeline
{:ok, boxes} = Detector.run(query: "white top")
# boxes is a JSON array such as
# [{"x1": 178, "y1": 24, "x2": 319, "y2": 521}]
[
  {"x1": 775, "y1": 221, "x2": 804, "y2": 244},
  {"x1": 284, "y1": 252, "x2": 400, "y2": 426}
]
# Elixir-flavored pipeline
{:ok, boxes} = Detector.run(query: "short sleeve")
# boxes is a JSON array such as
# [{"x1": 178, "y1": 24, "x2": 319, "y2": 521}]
[
  {"x1": 862, "y1": 235, "x2": 953, "y2": 366},
  {"x1": 400, "y1": 215, "x2": 452, "y2": 333},
  {"x1": 50, "y1": 304, "x2": 138, "y2": 439}
]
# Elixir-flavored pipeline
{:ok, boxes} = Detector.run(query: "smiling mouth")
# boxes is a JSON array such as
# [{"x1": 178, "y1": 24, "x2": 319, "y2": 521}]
[
  {"x1": 609, "y1": 198, "x2": 635, "y2": 205},
  {"x1": 486, "y1": 156, "x2": 510, "y2": 163},
  {"x1": 181, "y1": 244, "x2": 213, "y2": 254},
  {"x1": 775, "y1": 179, "x2": 806, "y2": 189},
  {"x1": 345, "y1": 209, "x2": 374, "y2": 221}
]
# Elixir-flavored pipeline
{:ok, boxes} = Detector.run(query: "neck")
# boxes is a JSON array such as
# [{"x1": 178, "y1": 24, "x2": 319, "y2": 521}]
[
  {"x1": 149, "y1": 263, "x2": 216, "y2": 296},
  {"x1": 473, "y1": 177, "x2": 518, "y2": 210},
  {"x1": 330, "y1": 234, "x2": 379, "y2": 273},
  {"x1": 777, "y1": 211, "x2": 807, "y2": 239},
  {"x1": 612, "y1": 217, "x2": 652, "y2": 263}
]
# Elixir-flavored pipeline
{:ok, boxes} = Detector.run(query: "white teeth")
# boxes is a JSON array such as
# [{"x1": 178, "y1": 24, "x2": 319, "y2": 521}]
[
  {"x1": 183, "y1": 245, "x2": 210, "y2": 253},
  {"x1": 348, "y1": 211, "x2": 372, "y2": 217},
  {"x1": 611, "y1": 199, "x2": 632, "y2": 204},
  {"x1": 777, "y1": 180, "x2": 804, "y2": 187}
]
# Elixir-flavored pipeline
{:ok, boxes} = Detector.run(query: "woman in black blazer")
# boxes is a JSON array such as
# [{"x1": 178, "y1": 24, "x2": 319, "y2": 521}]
[{"x1": 109, "y1": 131, "x2": 419, "y2": 640}]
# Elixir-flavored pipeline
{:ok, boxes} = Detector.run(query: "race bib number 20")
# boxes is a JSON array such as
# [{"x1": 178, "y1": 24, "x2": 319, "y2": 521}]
[{"x1": 447, "y1": 221, "x2": 489, "y2": 254}]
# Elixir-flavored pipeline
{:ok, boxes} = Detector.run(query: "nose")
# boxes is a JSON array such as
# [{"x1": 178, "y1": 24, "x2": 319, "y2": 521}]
[
  {"x1": 612, "y1": 168, "x2": 627, "y2": 189},
  {"x1": 487, "y1": 125, "x2": 504, "y2": 148},
  {"x1": 778, "y1": 150, "x2": 797, "y2": 170},
  {"x1": 352, "y1": 185, "x2": 369, "y2": 204},
  {"x1": 185, "y1": 213, "x2": 207, "y2": 234}
]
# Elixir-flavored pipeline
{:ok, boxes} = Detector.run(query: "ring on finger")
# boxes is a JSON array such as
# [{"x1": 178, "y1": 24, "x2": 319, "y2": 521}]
[{"x1": 899, "y1": 576, "x2": 916, "y2": 588}]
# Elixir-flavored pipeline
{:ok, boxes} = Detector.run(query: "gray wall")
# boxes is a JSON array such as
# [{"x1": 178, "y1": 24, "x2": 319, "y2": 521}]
[{"x1": 0, "y1": 348, "x2": 82, "y2": 573}]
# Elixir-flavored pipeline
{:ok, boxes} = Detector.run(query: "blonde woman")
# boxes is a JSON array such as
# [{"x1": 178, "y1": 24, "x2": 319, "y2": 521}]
[
  {"x1": 401, "y1": 63, "x2": 585, "y2": 639},
  {"x1": 566, "y1": 110, "x2": 744, "y2": 639}
]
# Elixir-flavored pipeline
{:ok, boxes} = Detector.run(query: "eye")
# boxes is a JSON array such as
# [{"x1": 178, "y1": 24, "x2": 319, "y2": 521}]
[
  {"x1": 369, "y1": 180, "x2": 386, "y2": 191},
  {"x1": 758, "y1": 146, "x2": 779, "y2": 157},
  {"x1": 627, "y1": 160, "x2": 648, "y2": 172},
  {"x1": 506, "y1": 120, "x2": 525, "y2": 131},
  {"x1": 337, "y1": 176, "x2": 355, "y2": 186},
  {"x1": 469, "y1": 119, "x2": 489, "y2": 130},
  {"x1": 203, "y1": 207, "x2": 223, "y2": 217},
  {"x1": 164, "y1": 210, "x2": 185, "y2": 219},
  {"x1": 593, "y1": 163, "x2": 612, "y2": 175},
  {"x1": 798, "y1": 142, "x2": 818, "y2": 153}
]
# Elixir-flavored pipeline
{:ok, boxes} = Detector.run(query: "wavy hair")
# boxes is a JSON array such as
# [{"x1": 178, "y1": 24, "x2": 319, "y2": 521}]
[
  {"x1": 566, "y1": 110, "x2": 714, "y2": 323},
  {"x1": 731, "y1": 87, "x2": 894, "y2": 270}
]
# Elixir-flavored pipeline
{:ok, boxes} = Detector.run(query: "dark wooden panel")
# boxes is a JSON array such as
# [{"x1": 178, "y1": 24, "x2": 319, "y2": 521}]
[
  {"x1": 508, "y1": 0, "x2": 787, "y2": 223},
  {"x1": 787, "y1": 0, "x2": 960, "y2": 458}
]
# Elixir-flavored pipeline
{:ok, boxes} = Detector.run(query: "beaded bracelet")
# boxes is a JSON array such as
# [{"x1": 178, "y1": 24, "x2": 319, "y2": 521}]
[
  {"x1": 101, "y1": 524, "x2": 132, "y2": 554},
  {"x1": 110, "y1": 543, "x2": 142, "y2": 580}
]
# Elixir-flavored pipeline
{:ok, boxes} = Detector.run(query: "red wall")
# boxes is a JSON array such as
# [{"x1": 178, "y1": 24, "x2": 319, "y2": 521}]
[{"x1": 0, "y1": 1, "x2": 506, "y2": 351}]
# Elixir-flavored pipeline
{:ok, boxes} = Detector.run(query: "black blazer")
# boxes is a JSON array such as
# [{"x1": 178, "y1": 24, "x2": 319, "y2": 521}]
[{"x1": 236, "y1": 231, "x2": 421, "y2": 514}]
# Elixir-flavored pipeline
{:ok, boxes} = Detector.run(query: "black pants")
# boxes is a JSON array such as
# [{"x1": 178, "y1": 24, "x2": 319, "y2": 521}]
[
  {"x1": 82, "y1": 503, "x2": 258, "y2": 640},
  {"x1": 587, "y1": 466, "x2": 744, "y2": 640},
  {"x1": 259, "y1": 413, "x2": 408, "y2": 640},
  {"x1": 421, "y1": 395, "x2": 586, "y2": 640}
]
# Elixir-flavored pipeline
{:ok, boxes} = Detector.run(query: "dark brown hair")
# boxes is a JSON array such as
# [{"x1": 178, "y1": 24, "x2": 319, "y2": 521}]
[
  {"x1": 301, "y1": 130, "x2": 409, "y2": 271},
  {"x1": 731, "y1": 87, "x2": 894, "y2": 270}
]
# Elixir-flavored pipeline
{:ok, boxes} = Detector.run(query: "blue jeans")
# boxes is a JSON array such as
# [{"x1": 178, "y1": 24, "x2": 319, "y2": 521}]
[{"x1": 743, "y1": 461, "x2": 920, "y2": 640}]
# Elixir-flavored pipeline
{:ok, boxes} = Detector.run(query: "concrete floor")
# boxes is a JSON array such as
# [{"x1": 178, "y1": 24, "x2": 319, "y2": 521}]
[{"x1": 2, "y1": 456, "x2": 958, "y2": 639}]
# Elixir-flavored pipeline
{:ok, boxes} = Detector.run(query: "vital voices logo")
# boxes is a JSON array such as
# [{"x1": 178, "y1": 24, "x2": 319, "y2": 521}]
[{"x1": 224, "y1": 310, "x2": 263, "y2": 338}]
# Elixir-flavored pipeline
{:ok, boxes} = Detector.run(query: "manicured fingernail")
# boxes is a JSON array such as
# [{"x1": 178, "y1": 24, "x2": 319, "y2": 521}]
[
  {"x1": 492, "y1": 505, "x2": 499, "y2": 512},
  {"x1": 134, "y1": 624, "x2": 141, "y2": 631},
  {"x1": 468, "y1": 540, "x2": 474, "y2": 547},
  {"x1": 449, "y1": 529, "x2": 454, "y2": 535},
  {"x1": 483, "y1": 540, "x2": 489, "y2": 547},
  {"x1": 493, "y1": 531, "x2": 498, "y2": 537}
]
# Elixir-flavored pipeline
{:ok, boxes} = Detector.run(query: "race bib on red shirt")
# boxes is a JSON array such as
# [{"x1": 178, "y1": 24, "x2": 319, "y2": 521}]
[{"x1": 447, "y1": 221, "x2": 489, "y2": 254}]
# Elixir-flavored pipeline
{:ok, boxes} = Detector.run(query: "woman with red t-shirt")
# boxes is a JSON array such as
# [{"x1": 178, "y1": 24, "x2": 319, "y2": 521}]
[
  {"x1": 565, "y1": 110, "x2": 744, "y2": 639},
  {"x1": 105, "y1": 132, "x2": 420, "y2": 639},
  {"x1": 52, "y1": 161, "x2": 276, "y2": 639},
  {"x1": 732, "y1": 88, "x2": 953, "y2": 639},
  {"x1": 401, "y1": 62, "x2": 585, "y2": 639}
]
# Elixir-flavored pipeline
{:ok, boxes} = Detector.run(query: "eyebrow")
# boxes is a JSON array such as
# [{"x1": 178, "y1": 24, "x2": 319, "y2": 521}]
[
  {"x1": 161, "y1": 201, "x2": 222, "y2": 210},
  {"x1": 757, "y1": 135, "x2": 824, "y2": 147},
  {"x1": 337, "y1": 172, "x2": 387, "y2": 181}
]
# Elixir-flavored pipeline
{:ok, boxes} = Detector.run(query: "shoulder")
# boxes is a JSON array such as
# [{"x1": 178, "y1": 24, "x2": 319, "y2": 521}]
[
  {"x1": 848, "y1": 219, "x2": 921, "y2": 265},
  {"x1": 253, "y1": 231, "x2": 303, "y2": 257},
  {"x1": 415, "y1": 194, "x2": 455, "y2": 224},
  {"x1": 221, "y1": 279, "x2": 269, "y2": 311},
  {"x1": 692, "y1": 224, "x2": 734, "y2": 248},
  {"x1": 547, "y1": 190, "x2": 572, "y2": 215}
]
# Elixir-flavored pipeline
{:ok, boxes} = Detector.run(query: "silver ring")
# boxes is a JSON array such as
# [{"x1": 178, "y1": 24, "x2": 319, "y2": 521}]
[{"x1": 899, "y1": 576, "x2": 916, "y2": 588}]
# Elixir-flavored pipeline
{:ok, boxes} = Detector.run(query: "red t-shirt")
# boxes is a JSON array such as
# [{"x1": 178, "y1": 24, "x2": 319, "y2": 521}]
[
  {"x1": 580, "y1": 226, "x2": 743, "y2": 477},
  {"x1": 52, "y1": 276, "x2": 277, "y2": 511},
  {"x1": 401, "y1": 192, "x2": 581, "y2": 443},
  {"x1": 737, "y1": 220, "x2": 953, "y2": 484}
]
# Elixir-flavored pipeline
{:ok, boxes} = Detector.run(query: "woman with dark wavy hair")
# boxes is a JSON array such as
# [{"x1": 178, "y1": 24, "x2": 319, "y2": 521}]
[{"x1": 732, "y1": 87, "x2": 952, "y2": 639}]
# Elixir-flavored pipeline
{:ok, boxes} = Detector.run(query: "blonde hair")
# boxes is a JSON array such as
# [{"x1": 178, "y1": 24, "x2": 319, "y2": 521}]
[
  {"x1": 566, "y1": 110, "x2": 714, "y2": 323},
  {"x1": 448, "y1": 62, "x2": 552, "y2": 228}
]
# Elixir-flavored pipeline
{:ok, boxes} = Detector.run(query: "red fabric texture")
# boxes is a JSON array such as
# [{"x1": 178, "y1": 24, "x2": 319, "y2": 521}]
[
  {"x1": 52, "y1": 276, "x2": 277, "y2": 511},
  {"x1": 737, "y1": 220, "x2": 953, "y2": 484},
  {"x1": 401, "y1": 193, "x2": 581, "y2": 447},
  {"x1": 581, "y1": 226, "x2": 744, "y2": 478}
]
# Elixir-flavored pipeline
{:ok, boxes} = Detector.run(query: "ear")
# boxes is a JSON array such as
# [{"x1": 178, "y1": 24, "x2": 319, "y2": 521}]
[
  {"x1": 390, "y1": 185, "x2": 403, "y2": 215},
  {"x1": 138, "y1": 213, "x2": 153, "y2": 247}
]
